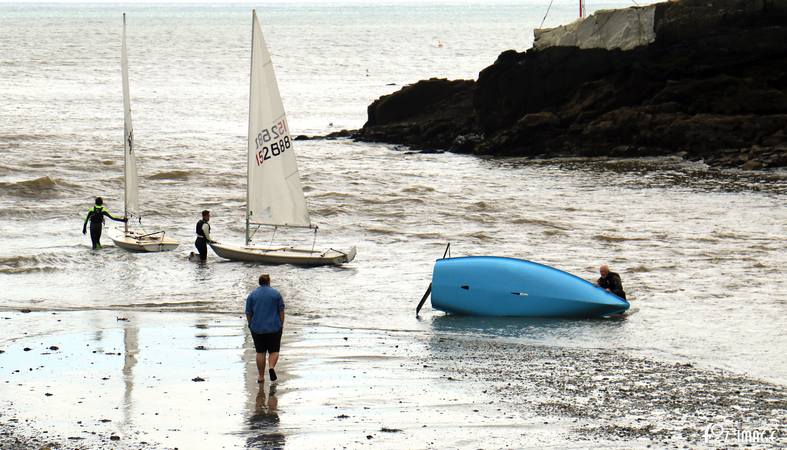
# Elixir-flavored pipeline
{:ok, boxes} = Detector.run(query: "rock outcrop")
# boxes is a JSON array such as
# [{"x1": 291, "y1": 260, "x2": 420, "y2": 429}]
[{"x1": 356, "y1": 0, "x2": 787, "y2": 169}]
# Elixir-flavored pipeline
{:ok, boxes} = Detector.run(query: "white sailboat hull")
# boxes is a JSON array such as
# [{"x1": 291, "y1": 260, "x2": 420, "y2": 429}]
[
  {"x1": 209, "y1": 242, "x2": 356, "y2": 266},
  {"x1": 109, "y1": 228, "x2": 179, "y2": 253}
]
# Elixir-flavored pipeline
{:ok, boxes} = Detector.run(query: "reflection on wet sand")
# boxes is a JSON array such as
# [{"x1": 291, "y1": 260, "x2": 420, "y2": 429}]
[
  {"x1": 247, "y1": 385, "x2": 284, "y2": 448},
  {"x1": 243, "y1": 326, "x2": 286, "y2": 448},
  {"x1": 429, "y1": 312, "x2": 632, "y2": 349},
  {"x1": 122, "y1": 319, "x2": 138, "y2": 428}
]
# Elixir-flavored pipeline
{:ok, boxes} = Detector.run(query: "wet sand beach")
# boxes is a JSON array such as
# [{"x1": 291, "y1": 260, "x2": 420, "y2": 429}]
[{"x1": 1, "y1": 310, "x2": 784, "y2": 449}]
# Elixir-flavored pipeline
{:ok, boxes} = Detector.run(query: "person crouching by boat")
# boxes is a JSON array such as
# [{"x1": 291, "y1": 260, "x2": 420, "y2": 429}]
[
  {"x1": 194, "y1": 209, "x2": 214, "y2": 261},
  {"x1": 597, "y1": 264, "x2": 626, "y2": 299},
  {"x1": 82, "y1": 197, "x2": 127, "y2": 250},
  {"x1": 245, "y1": 273, "x2": 285, "y2": 384}
]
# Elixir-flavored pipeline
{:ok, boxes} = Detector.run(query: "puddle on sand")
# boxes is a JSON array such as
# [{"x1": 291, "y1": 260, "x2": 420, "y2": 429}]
[
  {"x1": 0, "y1": 310, "x2": 584, "y2": 449},
  {"x1": 0, "y1": 311, "x2": 253, "y2": 449}
]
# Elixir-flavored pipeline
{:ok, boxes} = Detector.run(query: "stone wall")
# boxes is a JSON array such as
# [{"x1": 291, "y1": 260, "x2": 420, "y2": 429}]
[{"x1": 533, "y1": 5, "x2": 656, "y2": 51}]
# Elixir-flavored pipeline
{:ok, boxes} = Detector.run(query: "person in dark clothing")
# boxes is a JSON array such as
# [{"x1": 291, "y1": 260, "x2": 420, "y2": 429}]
[
  {"x1": 597, "y1": 264, "x2": 626, "y2": 299},
  {"x1": 193, "y1": 210, "x2": 214, "y2": 261},
  {"x1": 82, "y1": 197, "x2": 127, "y2": 249}
]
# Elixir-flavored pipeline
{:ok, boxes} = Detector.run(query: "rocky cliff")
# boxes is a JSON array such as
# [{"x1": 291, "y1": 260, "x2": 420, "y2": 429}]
[{"x1": 356, "y1": 0, "x2": 787, "y2": 169}]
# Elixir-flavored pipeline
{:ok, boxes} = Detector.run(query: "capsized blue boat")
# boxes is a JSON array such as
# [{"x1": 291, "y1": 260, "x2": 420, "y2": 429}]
[{"x1": 429, "y1": 256, "x2": 629, "y2": 318}]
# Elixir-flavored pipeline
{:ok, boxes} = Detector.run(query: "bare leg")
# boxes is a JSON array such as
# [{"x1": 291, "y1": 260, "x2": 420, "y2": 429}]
[
  {"x1": 268, "y1": 352, "x2": 279, "y2": 369},
  {"x1": 255, "y1": 352, "x2": 266, "y2": 382}
]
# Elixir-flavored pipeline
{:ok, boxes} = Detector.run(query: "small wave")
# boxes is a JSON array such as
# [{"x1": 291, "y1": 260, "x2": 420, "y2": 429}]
[
  {"x1": 512, "y1": 217, "x2": 570, "y2": 230},
  {"x1": 543, "y1": 229, "x2": 566, "y2": 236},
  {"x1": 212, "y1": 179, "x2": 245, "y2": 188},
  {"x1": 466, "y1": 213, "x2": 497, "y2": 224},
  {"x1": 593, "y1": 234, "x2": 649, "y2": 242},
  {"x1": 311, "y1": 206, "x2": 350, "y2": 216},
  {"x1": 467, "y1": 201, "x2": 494, "y2": 212},
  {"x1": 463, "y1": 231, "x2": 493, "y2": 241},
  {"x1": 409, "y1": 231, "x2": 443, "y2": 239},
  {"x1": 628, "y1": 265, "x2": 651, "y2": 273},
  {"x1": 711, "y1": 230, "x2": 745, "y2": 240},
  {"x1": 147, "y1": 170, "x2": 193, "y2": 180},
  {"x1": 373, "y1": 197, "x2": 425, "y2": 205},
  {"x1": 364, "y1": 226, "x2": 401, "y2": 235},
  {"x1": 116, "y1": 301, "x2": 215, "y2": 308},
  {"x1": 310, "y1": 191, "x2": 353, "y2": 199},
  {"x1": 0, "y1": 253, "x2": 70, "y2": 274},
  {"x1": 0, "y1": 176, "x2": 71, "y2": 198},
  {"x1": 0, "y1": 143, "x2": 20, "y2": 151},
  {"x1": 401, "y1": 185, "x2": 436, "y2": 194},
  {"x1": 0, "y1": 132, "x2": 57, "y2": 142}
]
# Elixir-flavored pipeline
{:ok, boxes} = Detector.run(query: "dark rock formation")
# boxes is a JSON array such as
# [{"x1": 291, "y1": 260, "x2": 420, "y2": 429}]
[
  {"x1": 360, "y1": 78, "x2": 476, "y2": 149},
  {"x1": 356, "y1": 0, "x2": 787, "y2": 169}
]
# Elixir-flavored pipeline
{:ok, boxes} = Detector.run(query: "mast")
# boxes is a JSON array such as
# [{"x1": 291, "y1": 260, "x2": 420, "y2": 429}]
[
  {"x1": 122, "y1": 13, "x2": 129, "y2": 234},
  {"x1": 579, "y1": 0, "x2": 586, "y2": 18},
  {"x1": 245, "y1": 10, "x2": 255, "y2": 246}
]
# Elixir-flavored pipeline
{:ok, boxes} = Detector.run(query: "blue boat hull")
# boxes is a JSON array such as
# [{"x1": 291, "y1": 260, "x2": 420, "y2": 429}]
[{"x1": 431, "y1": 256, "x2": 629, "y2": 318}]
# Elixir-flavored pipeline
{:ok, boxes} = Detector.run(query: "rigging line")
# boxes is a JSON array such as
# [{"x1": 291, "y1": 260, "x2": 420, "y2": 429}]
[
  {"x1": 250, "y1": 224, "x2": 262, "y2": 242},
  {"x1": 268, "y1": 226, "x2": 277, "y2": 248},
  {"x1": 539, "y1": 0, "x2": 556, "y2": 29},
  {"x1": 284, "y1": 170, "x2": 302, "y2": 181},
  {"x1": 311, "y1": 227, "x2": 317, "y2": 252}
]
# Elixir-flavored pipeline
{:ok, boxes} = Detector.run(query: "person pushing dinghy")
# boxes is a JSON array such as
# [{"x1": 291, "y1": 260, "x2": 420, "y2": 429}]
[
  {"x1": 82, "y1": 197, "x2": 127, "y2": 249},
  {"x1": 192, "y1": 209, "x2": 216, "y2": 261}
]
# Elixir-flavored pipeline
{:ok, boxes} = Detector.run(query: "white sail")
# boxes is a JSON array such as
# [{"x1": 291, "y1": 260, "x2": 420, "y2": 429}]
[
  {"x1": 247, "y1": 10, "x2": 310, "y2": 229},
  {"x1": 121, "y1": 13, "x2": 139, "y2": 220}
]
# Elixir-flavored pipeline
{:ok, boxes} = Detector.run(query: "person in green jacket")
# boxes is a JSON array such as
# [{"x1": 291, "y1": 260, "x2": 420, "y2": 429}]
[{"x1": 82, "y1": 197, "x2": 127, "y2": 249}]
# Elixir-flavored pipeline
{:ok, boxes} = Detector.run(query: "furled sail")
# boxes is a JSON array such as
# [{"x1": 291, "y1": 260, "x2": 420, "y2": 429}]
[
  {"x1": 247, "y1": 10, "x2": 310, "y2": 228},
  {"x1": 121, "y1": 13, "x2": 139, "y2": 220}
]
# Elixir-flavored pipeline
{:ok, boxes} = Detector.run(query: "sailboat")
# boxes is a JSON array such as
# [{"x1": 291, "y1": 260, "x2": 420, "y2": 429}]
[
  {"x1": 209, "y1": 10, "x2": 356, "y2": 266},
  {"x1": 109, "y1": 14, "x2": 178, "y2": 253}
]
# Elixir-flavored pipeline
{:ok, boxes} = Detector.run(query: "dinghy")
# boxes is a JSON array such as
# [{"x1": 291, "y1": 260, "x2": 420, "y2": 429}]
[
  {"x1": 109, "y1": 14, "x2": 178, "y2": 253},
  {"x1": 209, "y1": 11, "x2": 356, "y2": 266},
  {"x1": 417, "y1": 255, "x2": 629, "y2": 318}
]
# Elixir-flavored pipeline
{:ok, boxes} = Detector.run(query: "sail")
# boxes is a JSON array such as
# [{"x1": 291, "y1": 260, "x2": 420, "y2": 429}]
[
  {"x1": 247, "y1": 10, "x2": 311, "y2": 228},
  {"x1": 121, "y1": 13, "x2": 139, "y2": 220}
]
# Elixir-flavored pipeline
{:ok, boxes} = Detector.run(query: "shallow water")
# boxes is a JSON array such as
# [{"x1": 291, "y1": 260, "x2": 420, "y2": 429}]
[{"x1": 1, "y1": 0, "x2": 785, "y2": 409}]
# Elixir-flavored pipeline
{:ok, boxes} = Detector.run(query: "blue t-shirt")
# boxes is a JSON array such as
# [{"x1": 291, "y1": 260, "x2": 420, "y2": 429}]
[{"x1": 245, "y1": 285, "x2": 285, "y2": 334}]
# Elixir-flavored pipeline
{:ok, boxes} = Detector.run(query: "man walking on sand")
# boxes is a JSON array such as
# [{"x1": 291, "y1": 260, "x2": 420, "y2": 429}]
[{"x1": 245, "y1": 273, "x2": 285, "y2": 383}]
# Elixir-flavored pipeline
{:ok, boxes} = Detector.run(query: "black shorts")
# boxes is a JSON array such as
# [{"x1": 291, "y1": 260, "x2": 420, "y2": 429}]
[{"x1": 251, "y1": 330, "x2": 282, "y2": 354}]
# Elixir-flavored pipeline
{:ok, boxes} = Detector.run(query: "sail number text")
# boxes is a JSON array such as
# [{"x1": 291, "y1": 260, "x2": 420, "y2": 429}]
[{"x1": 254, "y1": 119, "x2": 291, "y2": 166}]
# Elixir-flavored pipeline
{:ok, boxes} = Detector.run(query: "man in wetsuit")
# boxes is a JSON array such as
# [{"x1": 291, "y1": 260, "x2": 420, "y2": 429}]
[
  {"x1": 597, "y1": 264, "x2": 626, "y2": 299},
  {"x1": 82, "y1": 197, "x2": 127, "y2": 249},
  {"x1": 194, "y1": 210, "x2": 214, "y2": 261}
]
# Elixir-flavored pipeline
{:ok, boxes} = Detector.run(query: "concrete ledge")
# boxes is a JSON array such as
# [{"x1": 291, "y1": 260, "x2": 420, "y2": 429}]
[{"x1": 534, "y1": 5, "x2": 657, "y2": 51}]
